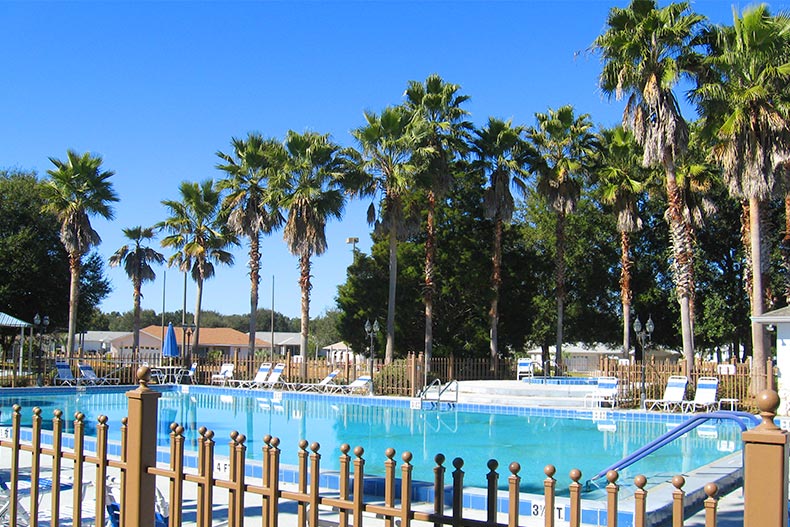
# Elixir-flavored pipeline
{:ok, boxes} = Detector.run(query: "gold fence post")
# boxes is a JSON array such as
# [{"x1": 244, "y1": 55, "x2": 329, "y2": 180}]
[
  {"x1": 743, "y1": 390, "x2": 788, "y2": 527},
  {"x1": 671, "y1": 475, "x2": 685, "y2": 527},
  {"x1": 568, "y1": 469, "x2": 582, "y2": 527},
  {"x1": 124, "y1": 367, "x2": 162, "y2": 527},
  {"x1": 433, "y1": 454, "x2": 446, "y2": 527},
  {"x1": 507, "y1": 463, "x2": 521, "y2": 527},
  {"x1": 633, "y1": 476, "x2": 646, "y2": 527},
  {"x1": 703, "y1": 483, "x2": 718, "y2": 527},
  {"x1": 543, "y1": 465, "x2": 556, "y2": 527},
  {"x1": 486, "y1": 460, "x2": 499, "y2": 525}
]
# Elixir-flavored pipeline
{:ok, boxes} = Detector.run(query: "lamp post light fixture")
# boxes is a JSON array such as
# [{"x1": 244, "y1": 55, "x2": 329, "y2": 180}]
[
  {"x1": 365, "y1": 319, "x2": 380, "y2": 393},
  {"x1": 184, "y1": 324, "x2": 195, "y2": 363},
  {"x1": 633, "y1": 315, "x2": 654, "y2": 408}
]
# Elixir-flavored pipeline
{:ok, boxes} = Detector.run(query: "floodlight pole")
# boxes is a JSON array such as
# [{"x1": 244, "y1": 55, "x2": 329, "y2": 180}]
[{"x1": 634, "y1": 315, "x2": 654, "y2": 408}]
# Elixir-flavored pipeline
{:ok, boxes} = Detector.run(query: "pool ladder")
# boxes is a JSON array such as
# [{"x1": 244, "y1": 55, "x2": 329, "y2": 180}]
[
  {"x1": 584, "y1": 410, "x2": 760, "y2": 490},
  {"x1": 419, "y1": 379, "x2": 459, "y2": 408}
]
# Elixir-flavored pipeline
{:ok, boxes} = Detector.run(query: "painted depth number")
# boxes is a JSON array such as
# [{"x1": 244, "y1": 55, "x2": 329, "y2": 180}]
[{"x1": 531, "y1": 503, "x2": 565, "y2": 520}]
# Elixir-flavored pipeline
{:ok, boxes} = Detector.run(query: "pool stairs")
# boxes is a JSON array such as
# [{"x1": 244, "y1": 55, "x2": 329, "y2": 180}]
[{"x1": 452, "y1": 379, "x2": 598, "y2": 407}]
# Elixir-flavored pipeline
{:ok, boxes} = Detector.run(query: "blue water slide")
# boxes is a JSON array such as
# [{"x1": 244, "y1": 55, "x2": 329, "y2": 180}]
[{"x1": 586, "y1": 411, "x2": 760, "y2": 489}]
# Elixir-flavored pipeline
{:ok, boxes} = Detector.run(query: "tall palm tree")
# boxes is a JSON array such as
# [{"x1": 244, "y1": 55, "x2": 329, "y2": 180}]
[
  {"x1": 280, "y1": 130, "x2": 349, "y2": 376},
  {"x1": 42, "y1": 150, "x2": 118, "y2": 356},
  {"x1": 109, "y1": 226, "x2": 165, "y2": 357},
  {"x1": 217, "y1": 133, "x2": 285, "y2": 359},
  {"x1": 158, "y1": 180, "x2": 237, "y2": 354},
  {"x1": 594, "y1": 0, "x2": 705, "y2": 374},
  {"x1": 694, "y1": 4, "x2": 790, "y2": 391},
  {"x1": 525, "y1": 106, "x2": 597, "y2": 370},
  {"x1": 352, "y1": 106, "x2": 428, "y2": 364},
  {"x1": 403, "y1": 74, "x2": 471, "y2": 377},
  {"x1": 470, "y1": 118, "x2": 529, "y2": 363},
  {"x1": 597, "y1": 126, "x2": 648, "y2": 357}
]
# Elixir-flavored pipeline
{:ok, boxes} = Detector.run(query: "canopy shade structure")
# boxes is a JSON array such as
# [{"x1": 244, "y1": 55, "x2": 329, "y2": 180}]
[{"x1": 0, "y1": 312, "x2": 32, "y2": 328}]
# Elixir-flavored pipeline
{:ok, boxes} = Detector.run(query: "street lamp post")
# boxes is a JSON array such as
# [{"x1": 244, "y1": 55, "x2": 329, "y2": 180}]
[
  {"x1": 185, "y1": 325, "x2": 195, "y2": 364},
  {"x1": 365, "y1": 319, "x2": 379, "y2": 394},
  {"x1": 633, "y1": 315, "x2": 654, "y2": 408},
  {"x1": 33, "y1": 314, "x2": 49, "y2": 387}
]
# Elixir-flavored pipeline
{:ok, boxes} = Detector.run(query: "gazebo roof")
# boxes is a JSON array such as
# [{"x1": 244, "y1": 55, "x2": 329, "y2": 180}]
[{"x1": 0, "y1": 312, "x2": 31, "y2": 328}]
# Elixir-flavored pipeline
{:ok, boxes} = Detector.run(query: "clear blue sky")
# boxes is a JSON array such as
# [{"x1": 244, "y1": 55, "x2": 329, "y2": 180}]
[{"x1": 2, "y1": 1, "x2": 785, "y2": 320}]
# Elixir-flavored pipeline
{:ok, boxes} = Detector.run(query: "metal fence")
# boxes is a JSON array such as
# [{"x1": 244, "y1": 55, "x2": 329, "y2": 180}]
[{"x1": 0, "y1": 369, "x2": 788, "y2": 527}]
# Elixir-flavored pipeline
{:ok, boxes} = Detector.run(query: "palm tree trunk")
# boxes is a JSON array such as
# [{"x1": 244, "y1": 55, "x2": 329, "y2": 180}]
[
  {"x1": 194, "y1": 275, "x2": 203, "y2": 357},
  {"x1": 620, "y1": 231, "x2": 633, "y2": 358},
  {"x1": 555, "y1": 212, "x2": 566, "y2": 370},
  {"x1": 299, "y1": 253, "x2": 311, "y2": 378},
  {"x1": 489, "y1": 216, "x2": 503, "y2": 364},
  {"x1": 424, "y1": 189, "x2": 436, "y2": 379},
  {"x1": 132, "y1": 276, "x2": 142, "y2": 359},
  {"x1": 67, "y1": 254, "x2": 81, "y2": 358},
  {"x1": 782, "y1": 193, "x2": 790, "y2": 304},
  {"x1": 248, "y1": 232, "x2": 261, "y2": 359},
  {"x1": 385, "y1": 223, "x2": 397, "y2": 364},
  {"x1": 664, "y1": 160, "x2": 695, "y2": 374},
  {"x1": 749, "y1": 197, "x2": 767, "y2": 393}
]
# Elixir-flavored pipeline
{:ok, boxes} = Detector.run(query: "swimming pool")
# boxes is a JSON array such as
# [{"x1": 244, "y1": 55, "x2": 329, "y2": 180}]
[{"x1": 0, "y1": 385, "x2": 745, "y2": 495}]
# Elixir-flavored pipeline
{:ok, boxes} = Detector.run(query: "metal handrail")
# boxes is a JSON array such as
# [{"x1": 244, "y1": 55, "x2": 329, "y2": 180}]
[
  {"x1": 420, "y1": 379, "x2": 459, "y2": 404},
  {"x1": 585, "y1": 410, "x2": 759, "y2": 488}
]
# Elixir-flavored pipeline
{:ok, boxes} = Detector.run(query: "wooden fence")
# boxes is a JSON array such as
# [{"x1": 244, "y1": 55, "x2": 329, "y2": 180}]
[{"x1": 0, "y1": 370, "x2": 788, "y2": 527}]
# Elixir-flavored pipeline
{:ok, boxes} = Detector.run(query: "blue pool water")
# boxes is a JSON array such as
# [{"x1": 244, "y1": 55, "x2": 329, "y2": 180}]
[{"x1": 0, "y1": 386, "x2": 745, "y2": 494}]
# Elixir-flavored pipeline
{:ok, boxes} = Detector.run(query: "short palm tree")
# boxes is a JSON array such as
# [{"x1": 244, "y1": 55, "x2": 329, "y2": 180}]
[
  {"x1": 403, "y1": 74, "x2": 471, "y2": 375},
  {"x1": 158, "y1": 180, "x2": 237, "y2": 353},
  {"x1": 526, "y1": 106, "x2": 598, "y2": 370},
  {"x1": 594, "y1": 0, "x2": 705, "y2": 374},
  {"x1": 470, "y1": 118, "x2": 530, "y2": 363},
  {"x1": 694, "y1": 4, "x2": 790, "y2": 391},
  {"x1": 217, "y1": 133, "x2": 285, "y2": 359},
  {"x1": 352, "y1": 106, "x2": 428, "y2": 363},
  {"x1": 109, "y1": 226, "x2": 165, "y2": 356},
  {"x1": 42, "y1": 150, "x2": 118, "y2": 356},
  {"x1": 597, "y1": 126, "x2": 648, "y2": 357},
  {"x1": 280, "y1": 130, "x2": 350, "y2": 375}
]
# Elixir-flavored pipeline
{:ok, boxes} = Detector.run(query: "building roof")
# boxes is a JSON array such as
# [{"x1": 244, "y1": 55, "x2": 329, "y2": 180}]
[
  {"x1": 83, "y1": 331, "x2": 131, "y2": 343},
  {"x1": 752, "y1": 305, "x2": 790, "y2": 324},
  {"x1": 254, "y1": 331, "x2": 301, "y2": 346},
  {"x1": 142, "y1": 325, "x2": 270, "y2": 347},
  {"x1": 0, "y1": 312, "x2": 31, "y2": 328}
]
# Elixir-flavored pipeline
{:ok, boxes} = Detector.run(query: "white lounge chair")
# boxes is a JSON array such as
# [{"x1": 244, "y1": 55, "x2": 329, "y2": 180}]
[
  {"x1": 583, "y1": 376, "x2": 619, "y2": 408},
  {"x1": 78, "y1": 364, "x2": 120, "y2": 385},
  {"x1": 682, "y1": 377, "x2": 721, "y2": 413},
  {"x1": 294, "y1": 370, "x2": 341, "y2": 392},
  {"x1": 229, "y1": 363, "x2": 272, "y2": 389},
  {"x1": 643, "y1": 375, "x2": 688, "y2": 412},
  {"x1": 516, "y1": 358, "x2": 539, "y2": 380},
  {"x1": 211, "y1": 363, "x2": 235, "y2": 386},
  {"x1": 256, "y1": 363, "x2": 286, "y2": 390},
  {"x1": 333, "y1": 375, "x2": 372, "y2": 394}
]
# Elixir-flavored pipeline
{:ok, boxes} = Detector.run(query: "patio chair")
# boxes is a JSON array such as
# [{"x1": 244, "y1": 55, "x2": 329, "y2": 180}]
[
  {"x1": 583, "y1": 376, "x2": 619, "y2": 408},
  {"x1": 210, "y1": 363, "x2": 235, "y2": 386},
  {"x1": 228, "y1": 362, "x2": 272, "y2": 389},
  {"x1": 293, "y1": 369, "x2": 341, "y2": 392},
  {"x1": 105, "y1": 476, "x2": 168, "y2": 527},
  {"x1": 53, "y1": 361, "x2": 77, "y2": 386},
  {"x1": 332, "y1": 375, "x2": 373, "y2": 395},
  {"x1": 78, "y1": 364, "x2": 120, "y2": 385},
  {"x1": 643, "y1": 375, "x2": 688, "y2": 412},
  {"x1": 682, "y1": 376, "x2": 721, "y2": 413},
  {"x1": 516, "y1": 358, "x2": 538, "y2": 380},
  {"x1": 255, "y1": 363, "x2": 286, "y2": 390},
  {"x1": 174, "y1": 362, "x2": 198, "y2": 384}
]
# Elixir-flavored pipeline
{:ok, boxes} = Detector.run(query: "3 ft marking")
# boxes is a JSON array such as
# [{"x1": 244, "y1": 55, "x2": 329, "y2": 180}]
[{"x1": 531, "y1": 503, "x2": 565, "y2": 520}]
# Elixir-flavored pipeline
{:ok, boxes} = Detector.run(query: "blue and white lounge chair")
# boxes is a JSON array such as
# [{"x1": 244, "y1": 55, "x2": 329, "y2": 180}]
[
  {"x1": 516, "y1": 358, "x2": 539, "y2": 380},
  {"x1": 79, "y1": 364, "x2": 120, "y2": 385},
  {"x1": 333, "y1": 375, "x2": 372, "y2": 394},
  {"x1": 682, "y1": 377, "x2": 720, "y2": 413},
  {"x1": 210, "y1": 363, "x2": 234, "y2": 386},
  {"x1": 256, "y1": 363, "x2": 286, "y2": 390},
  {"x1": 295, "y1": 369, "x2": 340, "y2": 392},
  {"x1": 583, "y1": 376, "x2": 619, "y2": 408},
  {"x1": 54, "y1": 361, "x2": 77, "y2": 386},
  {"x1": 229, "y1": 363, "x2": 272, "y2": 389},
  {"x1": 643, "y1": 375, "x2": 687, "y2": 412},
  {"x1": 175, "y1": 362, "x2": 198, "y2": 384}
]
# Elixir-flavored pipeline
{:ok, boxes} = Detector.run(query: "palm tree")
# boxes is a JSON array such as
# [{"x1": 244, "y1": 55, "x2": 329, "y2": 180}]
[
  {"x1": 109, "y1": 226, "x2": 165, "y2": 357},
  {"x1": 158, "y1": 180, "x2": 237, "y2": 354},
  {"x1": 403, "y1": 74, "x2": 471, "y2": 378},
  {"x1": 352, "y1": 106, "x2": 428, "y2": 363},
  {"x1": 280, "y1": 130, "x2": 349, "y2": 376},
  {"x1": 42, "y1": 150, "x2": 118, "y2": 356},
  {"x1": 525, "y1": 106, "x2": 598, "y2": 370},
  {"x1": 470, "y1": 118, "x2": 529, "y2": 364},
  {"x1": 217, "y1": 133, "x2": 285, "y2": 359},
  {"x1": 597, "y1": 126, "x2": 648, "y2": 357},
  {"x1": 594, "y1": 0, "x2": 705, "y2": 374},
  {"x1": 694, "y1": 4, "x2": 790, "y2": 391}
]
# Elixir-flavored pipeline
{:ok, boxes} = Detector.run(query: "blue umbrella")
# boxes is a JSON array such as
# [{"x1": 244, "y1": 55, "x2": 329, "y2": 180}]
[{"x1": 162, "y1": 322, "x2": 179, "y2": 360}]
